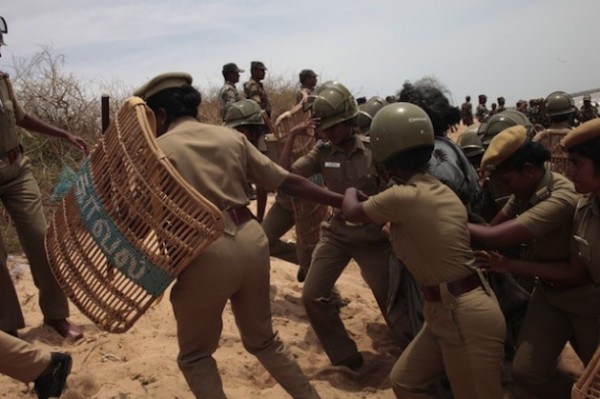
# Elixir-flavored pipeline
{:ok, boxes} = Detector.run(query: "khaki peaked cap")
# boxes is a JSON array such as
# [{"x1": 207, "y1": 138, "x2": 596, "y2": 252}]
[
  {"x1": 561, "y1": 118, "x2": 600, "y2": 149},
  {"x1": 480, "y1": 125, "x2": 528, "y2": 173},
  {"x1": 133, "y1": 72, "x2": 193, "y2": 100}
]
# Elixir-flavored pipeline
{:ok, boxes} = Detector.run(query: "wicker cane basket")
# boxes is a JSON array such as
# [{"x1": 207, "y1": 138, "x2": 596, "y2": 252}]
[
  {"x1": 45, "y1": 97, "x2": 224, "y2": 333},
  {"x1": 572, "y1": 345, "x2": 600, "y2": 399}
]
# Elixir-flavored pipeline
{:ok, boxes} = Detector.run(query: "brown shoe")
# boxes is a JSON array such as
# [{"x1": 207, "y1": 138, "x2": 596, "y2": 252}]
[{"x1": 44, "y1": 319, "x2": 83, "y2": 341}]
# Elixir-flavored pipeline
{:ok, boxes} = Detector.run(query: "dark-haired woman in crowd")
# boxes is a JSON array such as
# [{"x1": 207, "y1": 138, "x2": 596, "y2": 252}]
[
  {"x1": 470, "y1": 125, "x2": 585, "y2": 399},
  {"x1": 132, "y1": 72, "x2": 344, "y2": 399}
]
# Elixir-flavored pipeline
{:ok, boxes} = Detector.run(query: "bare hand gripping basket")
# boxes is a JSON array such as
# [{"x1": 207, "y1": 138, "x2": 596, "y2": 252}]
[{"x1": 45, "y1": 97, "x2": 224, "y2": 333}]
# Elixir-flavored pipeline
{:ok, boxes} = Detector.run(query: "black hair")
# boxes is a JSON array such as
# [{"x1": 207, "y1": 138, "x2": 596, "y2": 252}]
[
  {"x1": 495, "y1": 140, "x2": 550, "y2": 173},
  {"x1": 384, "y1": 145, "x2": 434, "y2": 173},
  {"x1": 568, "y1": 136, "x2": 600, "y2": 173},
  {"x1": 397, "y1": 77, "x2": 461, "y2": 137},
  {"x1": 145, "y1": 85, "x2": 201, "y2": 120}
]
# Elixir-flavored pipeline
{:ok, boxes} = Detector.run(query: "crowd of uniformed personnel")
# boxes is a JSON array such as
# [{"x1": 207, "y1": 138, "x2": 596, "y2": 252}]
[{"x1": 1, "y1": 15, "x2": 599, "y2": 398}]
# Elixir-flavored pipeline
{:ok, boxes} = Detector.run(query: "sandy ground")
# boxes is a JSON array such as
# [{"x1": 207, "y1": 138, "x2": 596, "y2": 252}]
[{"x1": 0, "y1": 164, "x2": 585, "y2": 399}]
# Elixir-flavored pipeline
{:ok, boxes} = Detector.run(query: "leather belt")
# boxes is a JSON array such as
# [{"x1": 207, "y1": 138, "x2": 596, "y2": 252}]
[
  {"x1": 0, "y1": 146, "x2": 22, "y2": 168},
  {"x1": 421, "y1": 273, "x2": 482, "y2": 302},
  {"x1": 227, "y1": 206, "x2": 255, "y2": 226}
]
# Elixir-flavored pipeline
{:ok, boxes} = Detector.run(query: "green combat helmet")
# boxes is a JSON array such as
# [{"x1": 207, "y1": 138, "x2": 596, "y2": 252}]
[
  {"x1": 308, "y1": 81, "x2": 358, "y2": 131},
  {"x1": 223, "y1": 99, "x2": 265, "y2": 128},
  {"x1": 458, "y1": 125, "x2": 484, "y2": 158},
  {"x1": 356, "y1": 96, "x2": 386, "y2": 135},
  {"x1": 370, "y1": 102, "x2": 434, "y2": 163},
  {"x1": 545, "y1": 91, "x2": 576, "y2": 117},
  {"x1": 478, "y1": 109, "x2": 533, "y2": 147}
]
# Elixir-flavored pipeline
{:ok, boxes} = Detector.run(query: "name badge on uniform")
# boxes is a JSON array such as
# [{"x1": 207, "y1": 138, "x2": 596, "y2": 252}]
[
  {"x1": 574, "y1": 234, "x2": 591, "y2": 261},
  {"x1": 324, "y1": 162, "x2": 341, "y2": 168}
]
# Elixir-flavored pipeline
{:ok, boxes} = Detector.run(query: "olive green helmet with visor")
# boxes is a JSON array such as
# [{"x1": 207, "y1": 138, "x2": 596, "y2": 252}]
[
  {"x1": 356, "y1": 96, "x2": 386, "y2": 135},
  {"x1": 223, "y1": 99, "x2": 265, "y2": 128},
  {"x1": 477, "y1": 109, "x2": 533, "y2": 147},
  {"x1": 545, "y1": 91, "x2": 576, "y2": 117},
  {"x1": 458, "y1": 125, "x2": 484, "y2": 158},
  {"x1": 370, "y1": 102, "x2": 434, "y2": 164},
  {"x1": 307, "y1": 81, "x2": 358, "y2": 131}
]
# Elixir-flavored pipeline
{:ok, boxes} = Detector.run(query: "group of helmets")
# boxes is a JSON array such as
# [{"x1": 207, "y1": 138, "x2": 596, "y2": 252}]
[
  {"x1": 306, "y1": 81, "x2": 434, "y2": 163},
  {"x1": 224, "y1": 81, "x2": 561, "y2": 168}
]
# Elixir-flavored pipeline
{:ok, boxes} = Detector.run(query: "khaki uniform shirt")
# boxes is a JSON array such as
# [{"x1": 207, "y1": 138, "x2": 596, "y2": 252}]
[
  {"x1": 243, "y1": 78, "x2": 271, "y2": 115},
  {"x1": 157, "y1": 117, "x2": 288, "y2": 211},
  {"x1": 291, "y1": 134, "x2": 382, "y2": 196},
  {"x1": 502, "y1": 170, "x2": 579, "y2": 262},
  {"x1": 572, "y1": 194, "x2": 600, "y2": 283},
  {"x1": 0, "y1": 73, "x2": 25, "y2": 153},
  {"x1": 218, "y1": 82, "x2": 241, "y2": 119},
  {"x1": 363, "y1": 172, "x2": 476, "y2": 286}
]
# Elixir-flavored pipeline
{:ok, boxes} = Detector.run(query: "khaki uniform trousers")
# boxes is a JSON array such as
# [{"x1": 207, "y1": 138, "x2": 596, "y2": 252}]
[
  {"x1": 170, "y1": 219, "x2": 319, "y2": 399},
  {"x1": 0, "y1": 157, "x2": 69, "y2": 331},
  {"x1": 302, "y1": 219, "x2": 392, "y2": 365},
  {"x1": 0, "y1": 330, "x2": 50, "y2": 382},
  {"x1": 261, "y1": 199, "x2": 298, "y2": 264},
  {"x1": 391, "y1": 287, "x2": 506, "y2": 399},
  {"x1": 512, "y1": 283, "x2": 600, "y2": 399}
]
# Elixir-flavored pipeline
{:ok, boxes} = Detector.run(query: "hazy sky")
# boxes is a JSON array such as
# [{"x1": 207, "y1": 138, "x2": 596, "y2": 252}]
[{"x1": 1, "y1": 0, "x2": 598, "y2": 106}]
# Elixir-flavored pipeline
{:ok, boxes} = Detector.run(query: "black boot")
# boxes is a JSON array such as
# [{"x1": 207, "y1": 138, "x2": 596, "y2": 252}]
[{"x1": 34, "y1": 352, "x2": 72, "y2": 399}]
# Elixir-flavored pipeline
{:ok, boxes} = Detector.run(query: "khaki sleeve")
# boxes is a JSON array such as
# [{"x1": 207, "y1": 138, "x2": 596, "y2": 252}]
[
  {"x1": 363, "y1": 186, "x2": 405, "y2": 224},
  {"x1": 291, "y1": 147, "x2": 322, "y2": 177},
  {"x1": 501, "y1": 195, "x2": 519, "y2": 218},
  {"x1": 244, "y1": 135, "x2": 289, "y2": 190},
  {"x1": 6, "y1": 78, "x2": 25, "y2": 123}
]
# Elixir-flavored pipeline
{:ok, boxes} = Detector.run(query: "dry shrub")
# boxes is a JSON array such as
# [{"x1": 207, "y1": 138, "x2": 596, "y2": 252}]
[{"x1": 1, "y1": 48, "x2": 300, "y2": 253}]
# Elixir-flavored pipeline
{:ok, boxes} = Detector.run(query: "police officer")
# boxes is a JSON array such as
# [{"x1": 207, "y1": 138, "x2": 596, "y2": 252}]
[
  {"x1": 342, "y1": 102, "x2": 506, "y2": 399},
  {"x1": 0, "y1": 330, "x2": 72, "y2": 399},
  {"x1": 578, "y1": 94, "x2": 598, "y2": 123},
  {"x1": 224, "y1": 99, "x2": 298, "y2": 265},
  {"x1": 356, "y1": 96, "x2": 386, "y2": 135},
  {"x1": 0, "y1": 17, "x2": 87, "y2": 340},
  {"x1": 476, "y1": 94, "x2": 489, "y2": 123},
  {"x1": 244, "y1": 61, "x2": 271, "y2": 117},
  {"x1": 218, "y1": 62, "x2": 244, "y2": 120},
  {"x1": 133, "y1": 72, "x2": 347, "y2": 399},
  {"x1": 533, "y1": 91, "x2": 576, "y2": 173},
  {"x1": 460, "y1": 95, "x2": 474, "y2": 126},
  {"x1": 280, "y1": 81, "x2": 402, "y2": 368},
  {"x1": 476, "y1": 119, "x2": 600, "y2": 399},
  {"x1": 296, "y1": 69, "x2": 318, "y2": 104}
]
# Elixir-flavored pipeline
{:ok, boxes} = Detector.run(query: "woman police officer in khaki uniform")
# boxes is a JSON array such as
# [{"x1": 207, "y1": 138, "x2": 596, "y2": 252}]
[
  {"x1": 478, "y1": 119, "x2": 600, "y2": 399},
  {"x1": 133, "y1": 72, "x2": 345, "y2": 399},
  {"x1": 279, "y1": 81, "x2": 402, "y2": 369},
  {"x1": 343, "y1": 102, "x2": 506, "y2": 399}
]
